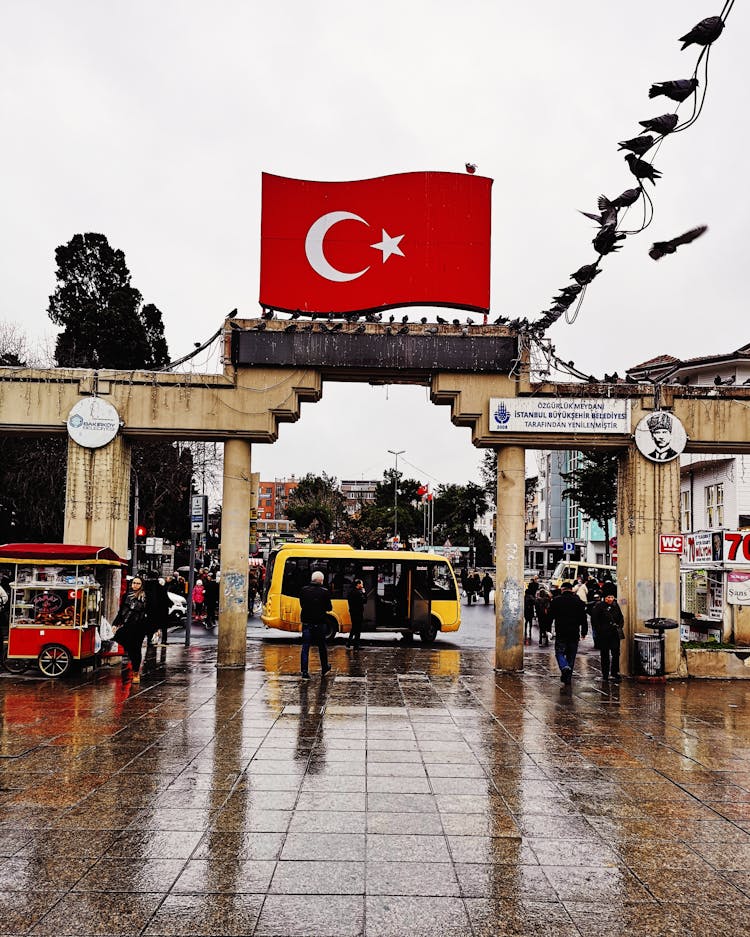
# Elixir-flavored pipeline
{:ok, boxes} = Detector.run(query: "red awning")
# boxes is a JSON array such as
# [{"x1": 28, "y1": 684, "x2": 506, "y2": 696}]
[{"x1": 0, "y1": 543, "x2": 125, "y2": 566}]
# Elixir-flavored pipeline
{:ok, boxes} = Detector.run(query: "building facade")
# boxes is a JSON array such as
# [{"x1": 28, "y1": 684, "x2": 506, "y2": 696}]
[{"x1": 257, "y1": 477, "x2": 299, "y2": 521}]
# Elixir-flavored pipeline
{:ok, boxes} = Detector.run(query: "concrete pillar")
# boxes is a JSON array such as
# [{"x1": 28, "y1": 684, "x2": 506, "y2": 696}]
[
  {"x1": 64, "y1": 435, "x2": 131, "y2": 560},
  {"x1": 218, "y1": 438, "x2": 252, "y2": 668},
  {"x1": 495, "y1": 445, "x2": 526, "y2": 671},
  {"x1": 617, "y1": 447, "x2": 681, "y2": 675}
]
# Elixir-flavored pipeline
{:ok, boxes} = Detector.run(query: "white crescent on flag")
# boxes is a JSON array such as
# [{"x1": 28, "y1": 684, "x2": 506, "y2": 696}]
[{"x1": 304, "y1": 211, "x2": 370, "y2": 282}]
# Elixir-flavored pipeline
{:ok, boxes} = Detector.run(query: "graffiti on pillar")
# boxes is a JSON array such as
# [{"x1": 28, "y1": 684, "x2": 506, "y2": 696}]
[
  {"x1": 500, "y1": 541, "x2": 523, "y2": 641},
  {"x1": 222, "y1": 571, "x2": 247, "y2": 608}
]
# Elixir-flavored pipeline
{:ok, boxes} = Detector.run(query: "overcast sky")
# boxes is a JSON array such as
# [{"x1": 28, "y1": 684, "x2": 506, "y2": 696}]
[{"x1": 1, "y1": 1, "x2": 745, "y2": 488}]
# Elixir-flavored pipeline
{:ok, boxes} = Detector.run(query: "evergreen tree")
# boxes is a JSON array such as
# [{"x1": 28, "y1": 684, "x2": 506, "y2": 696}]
[
  {"x1": 285, "y1": 473, "x2": 347, "y2": 541},
  {"x1": 49, "y1": 233, "x2": 169, "y2": 369}
]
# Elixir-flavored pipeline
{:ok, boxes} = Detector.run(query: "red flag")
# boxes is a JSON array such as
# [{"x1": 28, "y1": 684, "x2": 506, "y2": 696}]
[
  {"x1": 417, "y1": 485, "x2": 428, "y2": 497},
  {"x1": 260, "y1": 172, "x2": 492, "y2": 314}
]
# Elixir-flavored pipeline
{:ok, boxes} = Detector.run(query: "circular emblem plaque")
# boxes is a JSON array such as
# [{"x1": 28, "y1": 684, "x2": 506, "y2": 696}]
[
  {"x1": 634, "y1": 410, "x2": 687, "y2": 463},
  {"x1": 66, "y1": 398, "x2": 121, "y2": 449}
]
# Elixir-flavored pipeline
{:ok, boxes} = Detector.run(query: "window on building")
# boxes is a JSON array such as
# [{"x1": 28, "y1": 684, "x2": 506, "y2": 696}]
[
  {"x1": 705, "y1": 483, "x2": 724, "y2": 528},
  {"x1": 680, "y1": 491, "x2": 691, "y2": 532}
]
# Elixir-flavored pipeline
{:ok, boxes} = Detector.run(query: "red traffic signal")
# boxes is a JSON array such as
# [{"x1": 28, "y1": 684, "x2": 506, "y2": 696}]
[{"x1": 135, "y1": 525, "x2": 147, "y2": 539}]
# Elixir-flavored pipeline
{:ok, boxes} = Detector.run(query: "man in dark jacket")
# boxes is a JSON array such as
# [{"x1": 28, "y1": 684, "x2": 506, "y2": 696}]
[
  {"x1": 550, "y1": 581, "x2": 588, "y2": 685},
  {"x1": 299, "y1": 570, "x2": 333, "y2": 679},
  {"x1": 591, "y1": 594, "x2": 625, "y2": 682},
  {"x1": 346, "y1": 579, "x2": 366, "y2": 650}
]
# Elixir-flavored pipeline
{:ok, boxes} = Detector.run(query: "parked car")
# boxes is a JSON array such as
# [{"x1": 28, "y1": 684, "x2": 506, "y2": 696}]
[{"x1": 168, "y1": 592, "x2": 187, "y2": 620}]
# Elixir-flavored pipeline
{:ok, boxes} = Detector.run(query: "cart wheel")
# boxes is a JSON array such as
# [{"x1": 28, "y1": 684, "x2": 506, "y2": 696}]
[
  {"x1": 38, "y1": 644, "x2": 72, "y2": 677},
  {"x1": 2, "y1": 654, "x2": 31, "y2": 674}
]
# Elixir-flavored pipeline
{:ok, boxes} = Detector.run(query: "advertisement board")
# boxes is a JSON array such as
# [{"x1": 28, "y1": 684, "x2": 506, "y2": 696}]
[{"x1": 727, "y1": 571, "x2": 750, "y2": 605}]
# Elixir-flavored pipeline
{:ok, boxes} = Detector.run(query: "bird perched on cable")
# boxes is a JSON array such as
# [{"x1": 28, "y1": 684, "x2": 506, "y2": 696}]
[
  {"x1": 648, "y1": 225, "x2": 708, "y2": 260},
  {"x1": 599, "y1": 188, "x2": 641, "y2": 211},
  {"x1": 465, "y1": 162, "x2": 477, "y2": 174},
  {"x1": 617, "y1": 134, "x2": 655, "y2": 156},
  {"x1": 558, "y1": 284, "x2": 582, "y2": 297},
  {"x1": 193, "y1": 342, "x2": 202, "y2": 348},
  {"x1": 571, "y1": 264, "x2": 600, "y2": 286},
  {"x1": 639, "y1": 113, "x2": 679, "y2": 136},
  {"x1": 593, "y1": 226, "x2": 626, "y2": 256},
  {"x1": 624, "y1": 153, "x2": 662, "y2": 184},
  {"x1": 679, "y1": 15, "x2": 724, "y2": 50},
  {"x1": 649, "y1": 78, "x2": 699, "y2": 102}
]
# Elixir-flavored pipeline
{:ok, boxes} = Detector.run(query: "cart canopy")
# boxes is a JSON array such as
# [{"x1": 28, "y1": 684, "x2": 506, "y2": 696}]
[{"x1": 0, "y1": 543, "x2": 124, "y2": 566}]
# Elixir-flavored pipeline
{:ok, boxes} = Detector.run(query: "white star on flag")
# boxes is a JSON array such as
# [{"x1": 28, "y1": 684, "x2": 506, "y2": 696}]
[{"x1": 370, "y1": 229, "x2": 405, "y2": 262}]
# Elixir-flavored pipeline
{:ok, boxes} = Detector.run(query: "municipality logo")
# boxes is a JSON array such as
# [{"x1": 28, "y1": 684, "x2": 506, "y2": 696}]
[
  {"x1": 493, "y1": 401, "x2": 510, "y2": 428},
  {"x1": 69, "y1": 414, "x2": 84, "y2": 429}
]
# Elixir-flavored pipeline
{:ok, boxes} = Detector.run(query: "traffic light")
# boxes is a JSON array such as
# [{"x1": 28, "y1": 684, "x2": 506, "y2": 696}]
[{"x1": 135, "y1": 525, "x2": 147, "y2": 542}]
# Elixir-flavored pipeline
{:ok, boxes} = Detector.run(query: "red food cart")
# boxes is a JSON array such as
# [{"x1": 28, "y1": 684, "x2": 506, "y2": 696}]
[{"x1": 0, "y1": 543, "x2": 124, "y2": 677}]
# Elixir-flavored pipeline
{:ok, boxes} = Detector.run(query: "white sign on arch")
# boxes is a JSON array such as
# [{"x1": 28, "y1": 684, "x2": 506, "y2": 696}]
[{"x1": 66, "y1": 397, "x2": 121, "y2": 449}]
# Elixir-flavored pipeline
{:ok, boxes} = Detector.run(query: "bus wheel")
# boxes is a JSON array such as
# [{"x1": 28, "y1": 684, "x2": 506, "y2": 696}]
[
  {"x1": 419, "y1": 620, "x2": 439, "y2": 645},
  {"x1": 324, "y1": 617, "x2": 338, "y2": 643}
]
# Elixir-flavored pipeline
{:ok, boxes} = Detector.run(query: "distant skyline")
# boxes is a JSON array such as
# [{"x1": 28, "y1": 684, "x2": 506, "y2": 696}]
[{"x1": 2, "y1": 1, "x2": 745, "y2": 485}]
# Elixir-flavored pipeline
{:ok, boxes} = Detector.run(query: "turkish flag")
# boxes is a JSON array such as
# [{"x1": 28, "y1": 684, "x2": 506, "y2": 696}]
[{"x1": 260, "y1": 172, "x2": 492, "y2": 314}]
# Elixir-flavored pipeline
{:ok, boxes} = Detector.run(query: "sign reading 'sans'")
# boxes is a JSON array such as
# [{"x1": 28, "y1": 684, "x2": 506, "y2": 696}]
[{"x1": 490, "y1": 398, "x2": 630, "y2": 434}]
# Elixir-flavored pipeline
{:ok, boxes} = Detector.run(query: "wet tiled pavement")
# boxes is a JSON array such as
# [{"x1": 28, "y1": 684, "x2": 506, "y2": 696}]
[{"x1": 3, "y1": 633, "x2": 750, "y2": 935}]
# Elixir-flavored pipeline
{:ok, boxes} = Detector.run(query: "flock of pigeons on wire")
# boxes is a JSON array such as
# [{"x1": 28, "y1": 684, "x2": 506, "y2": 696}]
[{"x1": 525, "y1": 10, "x2": 730, "y2": 362}]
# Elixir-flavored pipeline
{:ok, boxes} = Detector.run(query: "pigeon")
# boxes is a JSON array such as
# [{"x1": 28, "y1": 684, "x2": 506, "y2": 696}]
[
  {"x1": 397, "y1": 325, "x2": 409, "y2": 335},
  {"x1": 331, "y1": 322, "x2": 343, "y2": 331},
  {"x1": 465, "y1": 162, "x2": 477, "y2": 174},
  {"x1": 355, "y1": 323, "x2": 366, "y2": 333},
  {"x1": 388, "y1": 314, "x2": 395, "y2": 323},
  {"x1": 227, "y1": 308, "x2": 238, "y2": 319},
  {"x1": 638, "y1": 113, "x2": 679, "y2": 135},
  {"x1": 261, "y1": 308, "x2": 275, "y2": 320},
  {"x1": 558, "y1": 284, "x2": 582, "y2": 296},
  {"x1": 679, "y1": 15, "x2": 724, "y2": 50},
  {"x1": 253, "y1": 320, "x2": 267, "y2": 331},
  {"x1": 284, "y1": 323, "x2": 297, "y2": 333},
  {"x1": 318, "y1": 323, "x2": 330, "y2": 332},
  {"x1": 599, "y1": 188, "x2": 641, "y2": 211},
  {"x1": 452, "y1": 319, "x2": 461, "y2": 326},
  {"x1": 617, "y1": 134, "x2": 655, "y2": 156},
  {"x1": 649, "y1": 78, "x2": 699, "y2": 102},
  {"x1": 648, "y1": 225, "x2": 707, "y2": 260},
  {"x1": 624, "y1": 153, "x2": 662, "y2": 184},
  {"x1": 401, "y1": 315, "x2": 409, "y2": 323},
  {"x1": 493, "y1": 315, "x2": 509, "y2": 324},
  {"x1": 580, "y1": 206, "x2": 618, "y2": 227},
  {"x1": 593, "y1": 226, "x2": 626, "y2": 255},
  {"x1": 466, "y1": 318, "x2": 474, "y2": 326},
  {"x1": 420, "y1": 317, "x2": 427, "y2": 324},
  {"x1": 425, "y1": 326, "x2": 438, "y2": 335},
  {"x1": 571, "y1": 264, "x2": 600, "y2": 286},
  {"x1": 289, "y1": 310, "x2": 300, "y2": 319},
  {"x1": 300, "y1": 324, "x2": 314, "y2": 332},
  {"x1": 436, "y1": 316, "x2": 447, "y2": 324}
]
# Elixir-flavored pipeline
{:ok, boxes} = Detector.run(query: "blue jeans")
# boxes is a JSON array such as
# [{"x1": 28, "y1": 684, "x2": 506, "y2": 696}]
[
  {"x1": 555, "y1": 639, "x2": 578, "y2": 674},
  {"x1": 301, "y1": 622, "x2": 328, "y2": 674}
]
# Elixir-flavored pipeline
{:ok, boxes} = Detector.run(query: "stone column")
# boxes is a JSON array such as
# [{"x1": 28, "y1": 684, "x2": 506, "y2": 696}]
[
  {"x1": 617, "y1": 447, "x2": 681, "y2": 675},
  {"x1": 64, "y1": 435, "x2": 131, "y2": 560},
  {"x1": 495, "y1": 445, "x2": 526, "y2": 672},
  {"x1": 218, "y1": 438, "x2": 252, "y2": 668}
]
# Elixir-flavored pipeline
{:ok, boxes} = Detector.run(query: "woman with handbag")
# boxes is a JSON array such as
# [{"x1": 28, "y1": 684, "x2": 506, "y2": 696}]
[{"x1": 113, "y1": 576, "x2": 149, "y2": 684}]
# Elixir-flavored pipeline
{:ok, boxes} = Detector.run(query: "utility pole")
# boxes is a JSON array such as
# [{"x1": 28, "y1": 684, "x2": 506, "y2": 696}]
[
  {"x1": 387, "y1": 449, "x2": 404, "y2": 540},
  {"x1": 131, "y1": 472, "x2": 139, "y2": 576}
]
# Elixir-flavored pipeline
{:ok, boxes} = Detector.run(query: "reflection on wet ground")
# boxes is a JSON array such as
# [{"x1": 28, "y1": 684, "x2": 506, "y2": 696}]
[{"x1": 2, "y1": 633, "x2": 750, "y2": 935}]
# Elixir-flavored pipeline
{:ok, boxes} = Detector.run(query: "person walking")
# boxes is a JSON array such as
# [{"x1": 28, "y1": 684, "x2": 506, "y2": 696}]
[
  {"x1": 346, "y1": 578, "x2": 366, "y2": 650},
  {"x1": 144, "y1": 574, "x2": 170, "y2": 646},
  {"x1": 204, "y1": 573, "x2": 219, "y2": 628},
  {"x1": 591, "y1": 593, "x2": 625, "y2": 682},
  {"x1": 550, "y1": 580, "x2": 588, "y2": 685},
  {"x1": 192, "y1": 579, "x2": 205, "y2": 620},
  {"x1": 535, "y1": 587, "x2": 553, "y2": 647},
  {"x1": 523, "y1": 586, "x2": 536, "y2": 644},
  {"x1": 299, "y1": 570, "x2": 333, "y2": 679},
  {"x1": 481, "y1": 572, "x2": 493, "y2": 606},
  {"x1": 113, "y1": 576, "x2": 149, "y2": 683}
]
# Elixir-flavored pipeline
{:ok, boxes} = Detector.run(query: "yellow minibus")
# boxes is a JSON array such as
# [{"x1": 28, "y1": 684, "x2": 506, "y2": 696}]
[{"x1": 261, "y1": 543, "x2": 461, "y2": 644}]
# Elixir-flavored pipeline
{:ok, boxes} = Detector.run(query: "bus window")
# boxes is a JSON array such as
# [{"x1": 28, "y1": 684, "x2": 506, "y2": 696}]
[
  {"x1": 282, "y1": 558, "x2": 308, "y2": 598},
  {"x1": 430, "y1": 562, "x2": 457, "y2": 599}
]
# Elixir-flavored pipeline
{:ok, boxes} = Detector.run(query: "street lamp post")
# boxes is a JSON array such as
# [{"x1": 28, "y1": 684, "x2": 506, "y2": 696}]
[{"x1": 387, "y1": 449, "x2": 405, "y2": 541}]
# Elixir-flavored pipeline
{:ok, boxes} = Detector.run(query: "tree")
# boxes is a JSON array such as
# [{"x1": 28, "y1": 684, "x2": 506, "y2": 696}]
[
  {"x1": 561, "y1": 451, "x2": 619, "y2": 563},
  {"x1": 479, "y1": 449, "x2": 497, "y2": 506},
  {"x1": 48, "y1": 233, "x2": 169, "y2": 369},
  {"x1": 285, "y1": 473, "x2": 347, "y2": 541},
  {"x1": 434, "y1": 482, "x2": 489, "y2": 565},
  {"x1": 361, "y1": 469, "x2": 422, "y2": 542}
]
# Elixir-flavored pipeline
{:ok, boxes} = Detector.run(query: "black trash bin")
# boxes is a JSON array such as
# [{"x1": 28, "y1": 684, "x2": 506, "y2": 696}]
[{"x1": 634, "y1": 617, "x2": 679, "y2": 680}]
